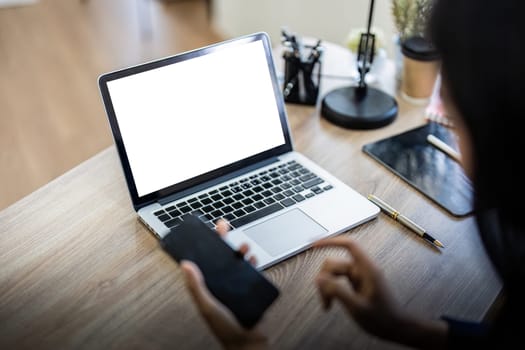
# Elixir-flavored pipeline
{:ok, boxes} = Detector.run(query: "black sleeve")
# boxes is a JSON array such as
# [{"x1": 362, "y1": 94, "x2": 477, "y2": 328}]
[{"x1": 441, "y1": 316, "x2": 490, "y2": 349}]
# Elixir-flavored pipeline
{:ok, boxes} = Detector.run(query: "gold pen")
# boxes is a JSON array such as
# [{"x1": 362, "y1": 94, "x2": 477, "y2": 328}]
[{"x1": 368, "y1": 194, "x2": 444, "y2": 248}]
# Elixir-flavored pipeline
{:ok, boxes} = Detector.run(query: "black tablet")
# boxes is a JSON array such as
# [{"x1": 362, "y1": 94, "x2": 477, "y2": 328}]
[{"x1": 362, "y1": 122, "x2": 473, "y2": 217}]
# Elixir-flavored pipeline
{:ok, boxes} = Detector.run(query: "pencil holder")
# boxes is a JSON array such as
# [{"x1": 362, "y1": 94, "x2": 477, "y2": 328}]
[{"x1": 282, "y1": 43, "x2": 323, "y2": 106}]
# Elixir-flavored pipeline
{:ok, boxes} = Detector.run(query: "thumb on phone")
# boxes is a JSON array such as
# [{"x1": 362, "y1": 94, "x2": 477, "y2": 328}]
[{"x1": 181, "y1": 260, "x2": 216, "y2": 313}]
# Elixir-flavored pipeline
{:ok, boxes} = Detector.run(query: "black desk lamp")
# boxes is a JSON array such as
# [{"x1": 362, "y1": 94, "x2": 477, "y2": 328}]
[{"x1": 321, "y1": 0, "x2": 398, "y2": 129}]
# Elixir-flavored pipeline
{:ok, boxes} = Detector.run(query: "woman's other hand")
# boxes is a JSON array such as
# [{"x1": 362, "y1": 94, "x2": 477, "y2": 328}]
[
  {"x1": 314, "y1": 237, "x2": 448, "y2": 348},
  {"x1": 314, "y1": 237, "x2": 404, "y2": 340}
]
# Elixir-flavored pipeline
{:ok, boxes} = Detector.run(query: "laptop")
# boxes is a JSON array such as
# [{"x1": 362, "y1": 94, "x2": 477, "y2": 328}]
[{"x1": 98, "y1": 32, "x2": 379, "y2": 270}]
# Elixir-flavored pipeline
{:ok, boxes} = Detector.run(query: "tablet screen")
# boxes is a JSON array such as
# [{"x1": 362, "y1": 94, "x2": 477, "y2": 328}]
[{"x1": 362, "y1": 122, "x2": 473, "y2": 217}]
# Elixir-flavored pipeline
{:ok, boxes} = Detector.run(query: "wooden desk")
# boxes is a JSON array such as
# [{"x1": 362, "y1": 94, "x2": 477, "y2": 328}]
[{"x1": 0, "y1": 52, "x2": 501, "y2": 349}]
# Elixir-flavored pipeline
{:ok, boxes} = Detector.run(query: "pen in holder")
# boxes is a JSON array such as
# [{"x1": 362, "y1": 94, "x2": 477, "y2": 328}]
[{"x1": 281, "y1": 29, "x2": 323, "y2": 105}]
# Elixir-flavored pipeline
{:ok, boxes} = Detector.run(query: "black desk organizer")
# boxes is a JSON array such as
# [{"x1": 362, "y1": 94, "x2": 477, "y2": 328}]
[{"x1": 281, "y1": 29, "x2": 323, "y2": 105}]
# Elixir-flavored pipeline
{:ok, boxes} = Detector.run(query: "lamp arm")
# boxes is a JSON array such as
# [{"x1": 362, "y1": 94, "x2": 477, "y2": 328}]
[{"x1": 356, "y1": 0, "x2": 377, "y2": 90}]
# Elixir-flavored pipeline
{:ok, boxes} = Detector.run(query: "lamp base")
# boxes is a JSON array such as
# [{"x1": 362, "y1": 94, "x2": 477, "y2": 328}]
[{"x1": 321, "y1": 86, "x2": 398, "y2": 129}]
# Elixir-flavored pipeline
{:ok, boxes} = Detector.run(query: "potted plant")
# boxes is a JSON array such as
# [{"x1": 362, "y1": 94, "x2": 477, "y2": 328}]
[
  {"x1": 391, "y1": 0, "x2": 434, "y2": 41},
  {"x1": 391, "y1": 0, "x2": 439, "y2": 103}
]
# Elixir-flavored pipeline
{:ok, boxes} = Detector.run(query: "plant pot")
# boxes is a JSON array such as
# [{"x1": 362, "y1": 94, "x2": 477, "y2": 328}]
[{"x1": 400, "y1": 36, "x2": 440, "y2": 104}]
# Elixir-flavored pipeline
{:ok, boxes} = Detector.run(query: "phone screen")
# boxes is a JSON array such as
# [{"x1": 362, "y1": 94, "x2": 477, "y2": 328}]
[{"x1": 160, "y1": 214, "x2": 279, "y2": 328}]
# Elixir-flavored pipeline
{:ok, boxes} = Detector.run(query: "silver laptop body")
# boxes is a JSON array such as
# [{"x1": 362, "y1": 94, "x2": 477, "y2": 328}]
[{"x1": 98, "y1": 32, "x2": 379, "y2": 270}]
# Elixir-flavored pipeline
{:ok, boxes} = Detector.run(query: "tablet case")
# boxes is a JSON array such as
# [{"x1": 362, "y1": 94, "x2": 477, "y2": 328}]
[{"x1": 362, "y1": 122, "x2": 473, "y2": 217}]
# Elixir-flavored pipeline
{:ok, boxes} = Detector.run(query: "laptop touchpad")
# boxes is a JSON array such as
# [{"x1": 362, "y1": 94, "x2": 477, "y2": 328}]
[{"x1": 244, "y1": 209, "x2": 327, "y2": 257}]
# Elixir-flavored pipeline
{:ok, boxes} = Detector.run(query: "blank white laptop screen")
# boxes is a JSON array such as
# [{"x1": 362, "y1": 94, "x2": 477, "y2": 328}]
[{"x1": 107, "y1": 40, "x2": 285, "y2": 197}]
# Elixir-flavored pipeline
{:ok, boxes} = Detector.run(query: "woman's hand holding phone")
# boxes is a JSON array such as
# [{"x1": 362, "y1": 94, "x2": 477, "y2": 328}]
[
  {"x1": 173, "y1": 218, "x2": 271, "y2": 350},
  {"x1": 181, "y1": 219, "x2": 268, "y2": 349}
]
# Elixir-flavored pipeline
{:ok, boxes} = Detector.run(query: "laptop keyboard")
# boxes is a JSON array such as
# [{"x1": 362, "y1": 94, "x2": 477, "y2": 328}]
[{"x1": 152, "y1": 160, "x2": 333, "y2": 230}]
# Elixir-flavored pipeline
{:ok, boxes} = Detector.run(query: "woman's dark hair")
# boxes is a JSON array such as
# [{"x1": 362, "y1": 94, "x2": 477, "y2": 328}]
[{"x1": 429, "y1": 0, "x2": 524, "y2": 344}]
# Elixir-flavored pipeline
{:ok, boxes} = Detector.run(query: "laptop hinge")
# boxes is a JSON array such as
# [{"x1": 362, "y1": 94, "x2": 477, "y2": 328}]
[{"x1": 157, "y1": 157, "x2": 281, "y2": 206}]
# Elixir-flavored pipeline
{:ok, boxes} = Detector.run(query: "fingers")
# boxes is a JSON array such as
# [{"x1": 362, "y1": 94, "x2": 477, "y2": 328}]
[
  {"x1": 316, "y1": 272, "x2": 334, "y2": 309},
  {"x1": 238, "y1": 243, "x2": 249, "y2": 257},
  {"x1": 181, "y1": 260, "x2": 257, "y2": 341},
  {"x1": 316, "y1": 272, "x2": 364, "y2": 313},
  {"x1": 215, "y1": 219, "x2": 231, "y2": 237},
  {"x1": 248, "y1": 255, "x2": 257, "y2": 266},
  {"x1": 318, "y1": 256, "x2": 352, "y2": 276},
  {"x1": 314, "y1": 237, "x2": 374, "y2": 268},
  {"x1": 314, "y1": 237, "x2": 379, "y2": 315},
  {"x1": 180, "y1": 260, "x2": 217, "y2": 315},
  {"x1": 238, "y1": 243, "x2": 258, "y2": 266},
  {"x1": 181, "y1": 260, "x2": 239, "y2": 324},
  {"x1": 316, "y1": 256, "x2": 353, "y2": 310},
  {"x1": 214, "y1": 221, "x2": 257, "y2": 266}
]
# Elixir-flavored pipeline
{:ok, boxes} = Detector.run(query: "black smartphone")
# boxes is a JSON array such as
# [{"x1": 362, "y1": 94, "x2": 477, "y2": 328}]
[{"x1": 160, "y1": 214, "x2": 280, "y2": 329}]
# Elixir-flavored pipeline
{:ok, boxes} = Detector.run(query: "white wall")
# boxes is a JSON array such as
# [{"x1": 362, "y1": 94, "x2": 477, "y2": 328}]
[{"x1": 212, "y1": 0, "x2": 397, "y2": 58}]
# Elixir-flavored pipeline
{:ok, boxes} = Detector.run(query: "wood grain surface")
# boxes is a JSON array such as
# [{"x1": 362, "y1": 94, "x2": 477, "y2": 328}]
[
  {"x1": 0, "y1": 90, "x2": 501, "y2": 349},
  {"x1": 0, "y1": 3, "x2": 501, "y2": 348},
  {"x1": 0, "y1": 0, "x2": 221, "y2": 210}
]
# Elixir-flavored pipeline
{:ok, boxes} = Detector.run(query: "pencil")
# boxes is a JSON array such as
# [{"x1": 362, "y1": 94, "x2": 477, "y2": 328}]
[{"x1": 427, "y1": 134, "x2": 461, "y2": 162}]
